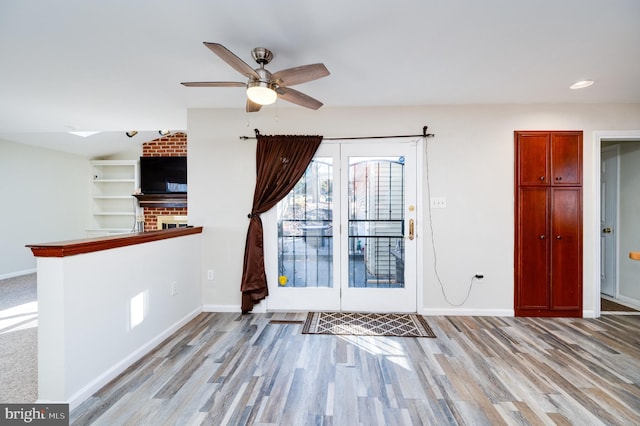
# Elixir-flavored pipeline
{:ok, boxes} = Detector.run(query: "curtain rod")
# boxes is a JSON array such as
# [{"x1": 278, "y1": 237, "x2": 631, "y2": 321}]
[{"x1": 239, "y1": 126, "x2": 435, "y2": 140}]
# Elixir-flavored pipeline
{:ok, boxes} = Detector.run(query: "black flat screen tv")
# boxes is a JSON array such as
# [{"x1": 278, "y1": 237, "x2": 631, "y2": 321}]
[{"x1": 140, "y1": 156, "x2": 187, "y2": 194}]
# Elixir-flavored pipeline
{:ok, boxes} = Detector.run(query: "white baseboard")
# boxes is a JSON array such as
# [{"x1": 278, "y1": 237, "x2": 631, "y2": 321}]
[
  {"x1": 202, "y1": 304, "x2": 241, "y2": 313},
  {"x1": 205, "y1": 305, "x2": 514, "y2": 316},
  {"x1": 423, "y1": 308, "x2": 600, "y2": 318},
  {"x1": 0, "y1": 268, "x2": 36, "y2": 280},
  {"x1": 615, "y1": 294, "x2": 640, "y2": 309},
  {"x1": 421, "y1": 308, "x2": 514, "y2": 317},
  {"x1": 64, "y1": 306, "x2": 202, "y2": 410},
  {"x1": 202, "y1": 304, "x2": 267, "y2": 313},
  {"x1": 422, "y1": 308, "x2": 598, "y2": 318}
]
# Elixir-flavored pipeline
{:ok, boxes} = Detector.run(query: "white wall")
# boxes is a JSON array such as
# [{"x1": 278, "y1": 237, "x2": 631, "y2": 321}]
[
  {"x1": 100, "y1": 145, "x2": 142, "y2": 161},
  {"x1": 0, "y1": 139, "x2": 91, "y2": 278},
  {"x1": 187, "y1": 104, "x2": 640, "y2": 315},
  {"x1": 37, "y1": 232, "x2": 202, "y2": 407},
  {"x1": 618, "y1": 142, "x2": 640, "y2": 302}
]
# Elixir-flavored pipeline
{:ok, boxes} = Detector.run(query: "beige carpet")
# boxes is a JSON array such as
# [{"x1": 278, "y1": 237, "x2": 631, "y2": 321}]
[
  {"x1": 0, "y1": 273, "x2": 38, "y2": 403},
  {"x1": 302, "y1": 312, "x2": 436, "y2": 337}
]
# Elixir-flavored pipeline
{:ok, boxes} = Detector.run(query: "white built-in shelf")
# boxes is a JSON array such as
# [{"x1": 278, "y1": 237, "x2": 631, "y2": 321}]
[
  {"x1": 86, "y1": 228, "x2": 136, "y2": 232},
  {"x1": 89, "y1": 160, "x2": 140, "y2": 236},
  {"x1": 85, "y1": 228, "x2": 136, "y2": 237},
  {"x1": 93, "y1": 179, "x2": 136, "y2": 183},
  {"x1": 93, "y1": 195, "x2": 135, "y2": 199}
]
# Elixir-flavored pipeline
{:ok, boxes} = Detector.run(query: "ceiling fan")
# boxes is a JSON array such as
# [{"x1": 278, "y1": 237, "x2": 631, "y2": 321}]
[{"x1": 181, "y1": 42, "x2": 330, "y2": 112}]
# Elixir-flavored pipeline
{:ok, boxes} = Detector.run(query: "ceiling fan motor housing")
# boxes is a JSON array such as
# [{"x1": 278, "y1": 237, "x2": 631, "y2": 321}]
[{"x1": 251, "y1": 67, "x2": 273, "y2": 85}]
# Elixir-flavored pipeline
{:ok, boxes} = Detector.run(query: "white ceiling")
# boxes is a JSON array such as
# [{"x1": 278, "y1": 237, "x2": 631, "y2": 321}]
[{"x1": 0, "y1": 0, "x2": 639, "y2": 157}]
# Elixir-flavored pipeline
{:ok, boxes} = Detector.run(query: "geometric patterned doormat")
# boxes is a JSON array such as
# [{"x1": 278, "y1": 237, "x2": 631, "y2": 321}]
[{"x1": 302, "y1": 312, "x2": 436, "y2": 337}]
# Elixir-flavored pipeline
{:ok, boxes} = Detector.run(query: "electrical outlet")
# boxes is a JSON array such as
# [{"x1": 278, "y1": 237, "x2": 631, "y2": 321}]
[
  {"x1": 430, "y1": 197, "x2": 447, "y2": 209},
  {"x1": 207, "y1": 270, "x2": 215, "y2": 281},
  {"x1": 171, "y1": 281, "x2": 178, "y2": 295}
]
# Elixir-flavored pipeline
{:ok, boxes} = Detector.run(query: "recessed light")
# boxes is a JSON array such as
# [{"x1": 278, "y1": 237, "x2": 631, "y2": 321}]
[
  {"x1": 570, "y1": 80, "x2": 594, "y2": 90},
  {"x1": 68, "y1": 131, "x2": 101, "y2": 138}
]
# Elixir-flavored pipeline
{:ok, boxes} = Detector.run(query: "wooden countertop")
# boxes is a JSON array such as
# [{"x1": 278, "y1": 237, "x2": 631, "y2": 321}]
[
  {"x1": 630, "y1": 252, "x2": 640, "y2": 261},
  {"x1": 27, "y1": 226, "x2": 203, "y2": 258}
]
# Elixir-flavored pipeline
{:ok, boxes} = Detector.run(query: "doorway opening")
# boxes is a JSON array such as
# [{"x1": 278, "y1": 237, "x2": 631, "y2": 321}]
[{"x1": 596, "y1": 134, "x2": 640, "y2": 315}]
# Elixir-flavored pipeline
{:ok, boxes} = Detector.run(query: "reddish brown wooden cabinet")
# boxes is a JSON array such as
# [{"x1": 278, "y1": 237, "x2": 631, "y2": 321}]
[{"x1": 515, "y1": 131, "x2": 583, "y2": 317}]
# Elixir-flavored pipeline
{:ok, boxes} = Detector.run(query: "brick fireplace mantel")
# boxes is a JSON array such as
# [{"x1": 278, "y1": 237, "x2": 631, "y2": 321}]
[{"x1": 134, "y1": 193, "x2": 187, "y2": 208}]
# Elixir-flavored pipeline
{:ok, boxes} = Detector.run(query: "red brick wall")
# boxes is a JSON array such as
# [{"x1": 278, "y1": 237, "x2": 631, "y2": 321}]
[
  {"x1": 142, "y1": 132, "x2": 187, "y2": 157},
  {"x1": 144, "y1": 207, "x2": 188, "y2": 231},
  {"x1": 142, "y1": 132, "x2": 188, "y2": 231}
]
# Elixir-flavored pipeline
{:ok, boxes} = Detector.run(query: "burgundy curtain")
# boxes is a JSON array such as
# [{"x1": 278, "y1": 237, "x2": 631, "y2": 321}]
[{"x1": 241, "y1": 134, "x2": 323, "y2": 312}]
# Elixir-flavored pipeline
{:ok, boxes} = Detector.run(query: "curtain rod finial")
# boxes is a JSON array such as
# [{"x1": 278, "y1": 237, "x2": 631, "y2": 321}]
[
  {"x1": 422, "y1": 125, "x2": 435, "y2": 138},
  {"x1": 254, "y1": 129, "x2": 261, "y2": 137}
]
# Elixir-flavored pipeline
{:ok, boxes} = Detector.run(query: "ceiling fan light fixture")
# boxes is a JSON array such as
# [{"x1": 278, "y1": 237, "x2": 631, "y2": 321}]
[{"x1": 246, "y1": 81, "x2": 277, "y2": 105}]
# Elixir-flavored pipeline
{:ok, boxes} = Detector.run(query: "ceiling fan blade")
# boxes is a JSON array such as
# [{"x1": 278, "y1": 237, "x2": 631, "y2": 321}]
[
  {"x1": 246, "y1": 99, "x2": 262, "y2": 113},
  {"x1": 272, "y1": 63, "x2": 330, "y2": 86},
  {"x1": 276, "y1": 87, "x2": 323, "y2": 110},
  {"x1": 203, "y1": 42, "x2": 260, "y2": 80},
  {"x1": 181, "y1": 81, "x2": 246, "y2": 87}
]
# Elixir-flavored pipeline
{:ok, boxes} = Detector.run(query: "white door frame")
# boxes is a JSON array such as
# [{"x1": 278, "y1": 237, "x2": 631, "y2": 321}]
[{"x1": 592, "y1": 130, "x2": 640, "y2": 317}]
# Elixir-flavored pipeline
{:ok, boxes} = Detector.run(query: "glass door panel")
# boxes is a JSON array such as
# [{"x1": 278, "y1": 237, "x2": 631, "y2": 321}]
[
  {"x1": 277, "y1": 157, "x2": 334, "y2": 288},
  {"x1": 347, "y1": 156, "x2": 406, "y2": 289}
]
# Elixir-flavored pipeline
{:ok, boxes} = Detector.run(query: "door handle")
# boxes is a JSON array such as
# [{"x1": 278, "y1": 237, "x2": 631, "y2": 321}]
[
  {"x1": 409, "y1": 219, "x2": 414, "y2": 240},
  {"x1": 603, "y1": 227, "x2": 613, "y2": 234}
]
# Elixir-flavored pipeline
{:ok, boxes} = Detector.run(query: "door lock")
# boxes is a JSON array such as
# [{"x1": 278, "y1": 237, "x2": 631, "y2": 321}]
[
  {"x1": 602, "y1": 227, "x2": 613, "y2": 234},
  {"x1": 409, "y1": 219, "x2": 415, "y2": 240}
]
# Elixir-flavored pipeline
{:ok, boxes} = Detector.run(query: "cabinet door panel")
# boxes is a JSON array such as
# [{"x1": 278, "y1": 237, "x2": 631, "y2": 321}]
[
  {"x1": 550, "y1": 188, "x2": 582, "y2": 310},
  {"x1": 516, "y1": 188, "x2": 549, "y2": 309},
  {"x1": 551, "y1": 132, "x2": 582, "y2": 185},
  {"x1": 516, "y1": 133, "x2": 549, "y2": 185}
]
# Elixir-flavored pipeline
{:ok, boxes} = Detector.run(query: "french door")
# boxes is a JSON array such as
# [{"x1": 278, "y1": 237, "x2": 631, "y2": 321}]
[{"x1": 263, "y1": 140, "x2": 419, "y2": 312}]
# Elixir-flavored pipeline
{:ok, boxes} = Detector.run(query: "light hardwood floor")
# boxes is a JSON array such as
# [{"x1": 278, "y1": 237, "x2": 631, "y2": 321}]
[{"x1": 71, "y1": 312, "x2": 640, "y2": 425}]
